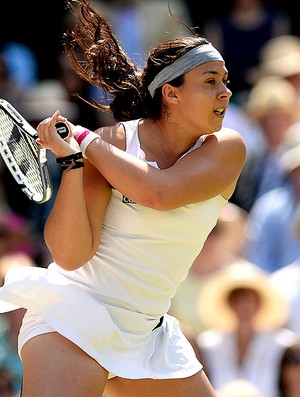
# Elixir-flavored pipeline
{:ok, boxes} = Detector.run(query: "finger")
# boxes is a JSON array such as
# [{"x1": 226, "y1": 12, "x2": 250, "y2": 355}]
[
  {"x1": 48, "y1": 110, "x2": 65, "y2": 138},
  {"x1": 36, "y1": 138, "x2": 45, "y2": 146},
  {"x1": 37, "y1": 117, "x2": 51, "y2": 132},
  {"x1": 57, "y1": 114, "x2": 67, "y2": 122},
  {"x1": 50, "y1": 110, "x2": 60, "y2": 124}
]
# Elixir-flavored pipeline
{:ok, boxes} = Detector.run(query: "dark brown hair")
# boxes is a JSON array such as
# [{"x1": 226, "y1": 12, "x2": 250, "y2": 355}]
[
  {"x1": 278, "y1": 343, "x2": 300, "y2": 396},
  {"x1": 64, "y1": 0, "x2": 208, "y2": 121}
]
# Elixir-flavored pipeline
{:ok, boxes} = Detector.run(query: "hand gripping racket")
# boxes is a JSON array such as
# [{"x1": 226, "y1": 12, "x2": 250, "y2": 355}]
[{"x1": 0, "y1": 98, "x2": 70, "y2": 204}]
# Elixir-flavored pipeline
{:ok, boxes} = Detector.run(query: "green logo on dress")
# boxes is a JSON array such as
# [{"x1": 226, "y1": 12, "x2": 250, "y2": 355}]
[{"x1": 122, "y1": 195, "x2": 136, "y2": 204}]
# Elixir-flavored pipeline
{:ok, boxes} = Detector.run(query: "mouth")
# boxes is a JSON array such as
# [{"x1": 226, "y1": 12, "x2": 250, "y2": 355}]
[{"x1": 214, "y1": 108, "x2": 226, "y2": 117}]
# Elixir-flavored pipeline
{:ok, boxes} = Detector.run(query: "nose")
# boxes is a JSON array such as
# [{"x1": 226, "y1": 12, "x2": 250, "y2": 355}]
[{"x1": 219, "y1": 85, "x2": 232, "y2": 99}]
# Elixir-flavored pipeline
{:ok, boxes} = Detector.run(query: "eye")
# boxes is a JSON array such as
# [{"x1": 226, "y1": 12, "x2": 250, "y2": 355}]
[
  {"x1": 207, "y1": 78, "x2": 216, "y2": 85},
  {"x1": 223, "y1": 78, "x2": 230, "y2": 86}
]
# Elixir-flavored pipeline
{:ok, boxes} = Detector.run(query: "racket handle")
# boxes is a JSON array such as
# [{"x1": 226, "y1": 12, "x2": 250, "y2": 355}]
[{"x1": 55, "y1": 121, "x2": 70, "y2": 140}]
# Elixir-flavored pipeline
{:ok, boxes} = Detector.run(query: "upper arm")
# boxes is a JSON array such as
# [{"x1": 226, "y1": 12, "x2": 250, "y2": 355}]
[
  {"x1": 95, "y1": 123, "x2": 126, "y2": 150},
  {"x1": 82, "y1": 124, "x2": 124, "y2": 251},
  {"x1": 83, "y1": 160, "x2": 112, "y2": 252}
]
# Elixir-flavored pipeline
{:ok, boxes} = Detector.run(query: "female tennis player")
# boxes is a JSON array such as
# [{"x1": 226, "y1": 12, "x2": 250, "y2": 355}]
[{"x1": 0, "y1": 1, "x2": 246, "y2": 396}]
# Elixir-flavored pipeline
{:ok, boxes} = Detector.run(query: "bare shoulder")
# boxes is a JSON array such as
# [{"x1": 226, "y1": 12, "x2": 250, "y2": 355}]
[
  {"x1": 201, "y1": 127, "x2": 247, "y2": 177},
  {"x1": 202, "y1": 128, "x2": 246, "y2": 200},
  {"x1": 213, "y1": 126, "x2": 246, "y2": 145},
  {"x1": 94, "y1": 123, "x2": 126, "y2": 150},
  {"x1": 205, "y1": 127, "x2": 246, "y2": 159}
]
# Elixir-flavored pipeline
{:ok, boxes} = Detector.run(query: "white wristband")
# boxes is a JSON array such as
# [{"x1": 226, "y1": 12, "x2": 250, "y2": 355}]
[
  {"x1": 80, "y1": 132, "x2": 99, "y2": 156},
  {"x1": 73, "y1": 126, "x2": 100, "y2": 157}
]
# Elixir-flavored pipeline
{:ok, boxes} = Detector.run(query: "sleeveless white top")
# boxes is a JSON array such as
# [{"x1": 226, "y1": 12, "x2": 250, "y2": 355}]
[{"x1": 0, "y1": 119, "x2": 227, "y2": 379}]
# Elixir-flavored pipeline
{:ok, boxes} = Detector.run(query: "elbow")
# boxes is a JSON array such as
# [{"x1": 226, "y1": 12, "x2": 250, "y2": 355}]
[
  {"x1": 150, "y1": 199, "x2": 174, "y2": 212},
  {"x1": 141, "y1": 187, "x2": 175, "y2": 211},
  {"x1": 45, "y1": 232, "x2": 97, "y2": 271},
  {"x1": 54, "y1": 260, "x2": 85, "y2": 272},
  {"x1": 49, "y1": 249, "x2": 95, "y2": 271}
]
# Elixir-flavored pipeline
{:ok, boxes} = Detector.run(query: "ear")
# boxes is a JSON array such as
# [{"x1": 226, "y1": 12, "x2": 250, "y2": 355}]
[{"x1": 161, "y1": 84, "x2": 180, "y2": 104}]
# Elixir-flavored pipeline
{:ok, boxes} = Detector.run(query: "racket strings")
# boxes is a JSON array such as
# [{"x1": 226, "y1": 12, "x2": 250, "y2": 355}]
[{"x1": 0, "y1": 110, "x2": 45, "y2": 201}]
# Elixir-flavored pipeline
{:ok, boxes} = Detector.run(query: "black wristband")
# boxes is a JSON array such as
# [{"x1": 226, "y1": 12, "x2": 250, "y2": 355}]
[
  {"x1": 56, "y1": 152, "x2": 83, "y2": 165},
  {"x1": 61, "y1": 161, "x2": 85, "y2": 171}
]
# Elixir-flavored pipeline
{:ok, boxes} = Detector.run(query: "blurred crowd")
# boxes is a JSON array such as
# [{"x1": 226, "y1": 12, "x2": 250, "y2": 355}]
[{"x1": 1, "y1": 0, "x2": 300, "y2": 396}]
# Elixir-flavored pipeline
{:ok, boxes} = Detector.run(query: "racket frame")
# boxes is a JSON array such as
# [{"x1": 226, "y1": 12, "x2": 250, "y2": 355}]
[{"x1": 0, "y1": 99, "x2": 52, "y2": 203}]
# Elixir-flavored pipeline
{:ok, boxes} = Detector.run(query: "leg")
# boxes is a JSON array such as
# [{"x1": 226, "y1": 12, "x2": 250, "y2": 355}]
[
  {"x1": 21, "y1": 332, "x2": 108, "y2": 397},
  {"x1": 104, "y1": 369, "x2": 217, "y2": 397}
]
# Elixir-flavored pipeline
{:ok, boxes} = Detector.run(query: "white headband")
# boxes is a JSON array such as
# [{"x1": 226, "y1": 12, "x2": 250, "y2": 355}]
[{"x1": 148, "y1": 43, "x2": 224, "y2": 97}]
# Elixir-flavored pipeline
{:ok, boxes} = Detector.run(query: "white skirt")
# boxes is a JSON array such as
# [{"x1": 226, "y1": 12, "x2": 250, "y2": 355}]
[{"x1": 0, "y1": 266, "x2": 202, "y2": 379}]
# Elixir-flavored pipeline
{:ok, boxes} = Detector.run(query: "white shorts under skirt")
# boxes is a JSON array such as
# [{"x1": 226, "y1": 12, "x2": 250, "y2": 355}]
[
  {"x1": 18, "y1": 310, "x2": 202, "y2": 379},
  {"x1": 0, "y1": 266, "x2": 202, "y2": 379}
]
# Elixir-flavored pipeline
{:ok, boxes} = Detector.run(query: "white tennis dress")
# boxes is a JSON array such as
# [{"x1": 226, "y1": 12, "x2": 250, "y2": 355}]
[{"x1": 0, "y1": 119, "x2": 227, "y2": 379}]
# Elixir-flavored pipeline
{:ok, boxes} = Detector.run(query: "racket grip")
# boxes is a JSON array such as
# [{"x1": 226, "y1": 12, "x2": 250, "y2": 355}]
[{"x1": 55, "y1": 121, "x2": 70, "y2": 140}]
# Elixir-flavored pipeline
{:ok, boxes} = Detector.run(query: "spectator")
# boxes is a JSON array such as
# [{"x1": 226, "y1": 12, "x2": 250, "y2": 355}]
[
  {"x1": 231, "y1": 76, "x2": 300, "y2": 212},
  {"x1": 196, "y1": 259, "x2": 297, "y2": 397},
  {"x1": 223, "y1": 102, "x2": 264, "y2": 161},
  {"x1": 256, "y1": 35, "x2": 300, "y2": 108},
  {"x1": 245, "y1": 142, "x2": 300, "y2": 273},
  {"x1": 277, "y1": 343, "x2": 300, "y2": 397}
]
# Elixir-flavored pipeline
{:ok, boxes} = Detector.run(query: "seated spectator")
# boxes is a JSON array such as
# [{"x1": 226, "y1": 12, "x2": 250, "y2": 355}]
[
  {"x1": 223, "y1": 102, "x2": 265, "y2": 161},
  {"x1": 195, "y1": 259, "x2": 297, "y2": 397},
  {"x1": 256, "y1": 35, "x2": 300, "y2": 111},
  {"x1": 232, "y1": 76, "x2": 300, "y2": 212},
  {"x1": 244, "y1": 142, "x2": 300, "y2": 273}
]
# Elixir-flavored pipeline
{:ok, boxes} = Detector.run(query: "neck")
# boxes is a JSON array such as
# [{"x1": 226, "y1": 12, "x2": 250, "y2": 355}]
[
  {"x1": 139, "y1": 119, "x2": 199, "y2": 169},
  {"x1": 235, "y1": 324, "x2": 256, "y2": 364}
]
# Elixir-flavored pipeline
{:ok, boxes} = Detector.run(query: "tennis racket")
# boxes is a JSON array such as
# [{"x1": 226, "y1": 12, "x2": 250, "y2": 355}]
[{"x1": 0, "y1": 98, "x2": 70, "y2": 204}]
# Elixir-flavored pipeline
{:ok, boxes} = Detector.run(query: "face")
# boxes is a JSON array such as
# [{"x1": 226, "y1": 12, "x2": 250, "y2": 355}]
[
  {"x1": 257, "y1": 109, "x2": 295, "y2": 148},
  {"x1": 281, "y1": 362, "x2": 300, "y2": 395},
  {"x1": 228, "y1": 288, "x2": 261, "y2": 323},
  {"x1": 173, "y1": 61, "x2": 232, "y2": 135}
]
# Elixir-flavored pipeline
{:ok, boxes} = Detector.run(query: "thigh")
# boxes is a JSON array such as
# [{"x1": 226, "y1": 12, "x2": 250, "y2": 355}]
[
  {"x1": 21, "y1": 332, "x2": 108, "y2": 397},
  {"x1": 104, "y1": 369, "x2": 217, "y2": 397}
]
